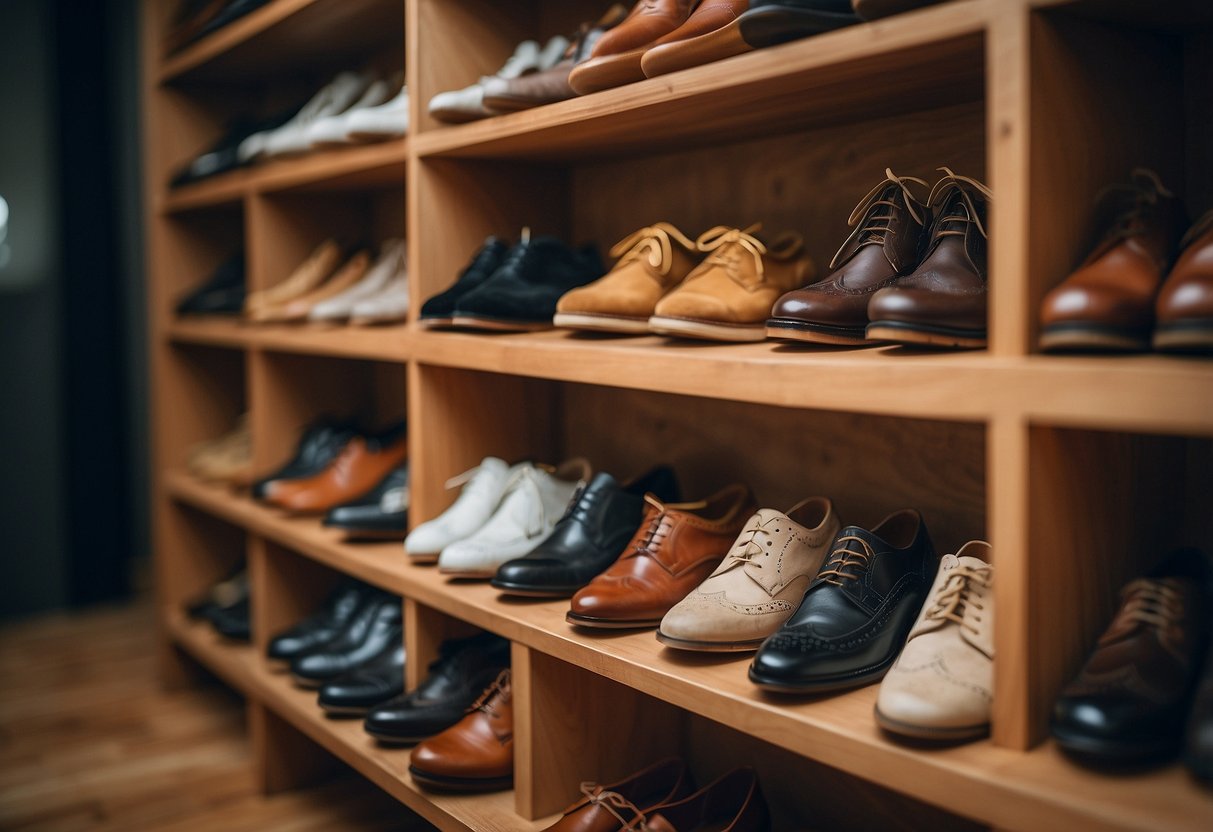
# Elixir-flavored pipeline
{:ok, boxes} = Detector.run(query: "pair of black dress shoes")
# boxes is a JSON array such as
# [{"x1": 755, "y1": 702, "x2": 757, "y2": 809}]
[
  {"x1": 175, "y1": 255, "x2": 246, "y2": 316},
  {"x1": 187, "y1": 568, "x2": 251, "y2": 642}
]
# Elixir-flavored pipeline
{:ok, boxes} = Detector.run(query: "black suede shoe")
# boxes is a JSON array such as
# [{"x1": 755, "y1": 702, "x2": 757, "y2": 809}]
[
  {"x1": 253, "y1": 421, "x2": 358, "y2": 500},
  {"x1": 322, "y1": 466, "x2": 409, "y2": 540},
  {"x1": 267, "y1": 580, "x2": 376, "y2": 664},
  {"x1": 491, "y1": 467, "x2": 681, "y2": 598},
  {"x1": 291, "y1": 592, "x2": 401, "y2": 689},
  {"x1": 318, "y1": 631, "x2": 405, "y2": 717},
  {"x1": 738, "y1": 0, "x2": 861, "y2": 48},
  {"x1": 450, "y1": 233, "x2": 604, "y2": 332},
  {"x1": 175, "y1": 255, "x2": 246, "y2": 316},
  {"x1": 749, "y1": 510, "x2": 937, "y2": 693},
  {"x1": 363, "y1": 632, "x2": 510, "y2": 745},
  {"x1": 418, "y1": 237, "x2": 509, "y2": 329}
]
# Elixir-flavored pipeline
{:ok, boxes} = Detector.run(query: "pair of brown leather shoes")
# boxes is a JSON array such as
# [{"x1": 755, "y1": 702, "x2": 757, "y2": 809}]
[
  {"x1": 769, "y1": 167, "x2": 992, "y2": 349},
  {"x1": 263, "y1": 424, "x2": 408, "y2": 515},
  {"x1": 1039, "y1": 170, "x2": 1213, "y2": 354}
]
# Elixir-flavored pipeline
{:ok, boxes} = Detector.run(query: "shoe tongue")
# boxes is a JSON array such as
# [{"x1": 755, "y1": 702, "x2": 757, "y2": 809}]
[{"x1": 479, "y1": 456, "x2": 508, "y2": 474}]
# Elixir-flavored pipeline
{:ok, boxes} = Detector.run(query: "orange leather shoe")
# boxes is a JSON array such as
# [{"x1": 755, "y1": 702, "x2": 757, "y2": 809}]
[
  {"x1": 409, "y1": 669, "x2": 514, "y2": 792},
  {"x1": 1155, "y1": 210, "x2": 1213, "y2": 353},
  {"x1": 267, "y1": 424, "x2": 407, "y2": 514},
  {"x1": 569, "y1": 0, "x2": 696, "y2": 95},
  {"x1": 567, "y1": 485, "x2": 757, "y2": 629}
]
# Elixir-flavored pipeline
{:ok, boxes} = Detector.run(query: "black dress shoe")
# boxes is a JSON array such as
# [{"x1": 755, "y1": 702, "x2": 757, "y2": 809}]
[
  {"x1": 175, "y1": 255, "x2": 246, "y2": 316},
  {"x1": 749, "y1": 509, "x2": 937, "y2": 693},
  {"x1": 291, "y1": 592, "x2": 402, "y2": 689},
  {"x1": 491, "y1": 466, "x2": 680, "y2": 598},
  {"x1": 363, "y1": 632, "x2": 510, "y2": 744},
  {"x1": 267, "y1": 580, "x2": 376, "y2": 664},
  {"x1": 208, "y1": 596, "x2": 251, "y2": 642},
  {"x1": 253, "y1": 421, "x2": 358, "y2": 501},
  {"x1": 322, "y1": 466, "x2": 409, "y2": 540},
  {"x1": 738, "y1": 0, "x2": 861, "y2": 48},
  {"x1": 318, "y1": 631, "x2": 405, "y2": 717},
  {"x1": 169, "y1": 106, "x2": 292, "y2": 188},
  {"x1": 418, "y1": 237, "x2": 509, "y2": 329},
  {"x1": 450, "y1": 233, "x2": 604, "y2": 332},
  {"x1": 186, "y1": 567, "x2": 247, "y2": 620}
]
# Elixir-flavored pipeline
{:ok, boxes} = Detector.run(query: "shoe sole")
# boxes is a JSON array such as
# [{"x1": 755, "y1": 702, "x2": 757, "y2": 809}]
[
  {"x1": 648, "y1": 315, "x2": 766, "y2": 342},
  {"x1": 641, "y1": 20, "x2": 753, "y2": 78},
  {"x1": 319, "y1": 703, "x2": 374, "y2": 717},
  {"x1": 737, "y1": 6, "x2": 861, "y2": 48},
  {"x1": 327, "y1": 527, "x2": 407, "y2": 541},
  {"x1": 766, "y1": 317, "x2": 872, "y2": 345},
  {"x1": 566, "y1": 612, "x2": 663, "y2": 629},
  {"x1": 348, "y1": 315, "x2": 407, "y2": 326},
  {"x1": 365, "y1": 728, "x2": 426, "y2": 746},
  {"x1": 417, "y1": 316, "x2": 455, "y2": 330},
  {"x1": 450, "y1": 315, "x2": 553, "y2": 333},
  {"x1": 553, "y1": 311, "x2": 652, "y2": 334},
  {"x1": 1039, "y1": 323, "x2": 1150, "y2": 353},
  {"x1": 408, "y1": 767, "x2": 513, "y2": 792},
  {"x1": 569, "y1": 48, "x2": 647, "y2": 95},
  {"x1": 490, "y1": 579, "x2": 580, "y2": 598},
  {"x1": 655, "y1": 631, "x2": 766, "y2": 652},
  {"x1": 866, "y1": 320, "x2": 987, "y2": 349},
  {"x1": 748, "y1": 659, "x2": 893, "y2": 694},
  {"x1": 438, "y1": 567, "x2": 496, "y2": 579},
  {"x1": 873, "y1": 706, "x2": 990, "y2": 742},
  {"x1": 1153, "y1": 320, "x2": 1213, "y2": 353}
]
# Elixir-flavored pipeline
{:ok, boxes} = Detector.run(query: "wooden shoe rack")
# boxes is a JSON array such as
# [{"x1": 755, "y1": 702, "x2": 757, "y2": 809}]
[{"x1": 143, "y1": 1, "x2": 1213, "y2": 828}]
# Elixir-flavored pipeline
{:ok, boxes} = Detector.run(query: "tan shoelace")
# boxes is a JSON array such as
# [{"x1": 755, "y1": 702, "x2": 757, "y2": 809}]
[
  {"x1": 726, "y1": 514, "x2": 781, "y2": 567},
  {"x1": 635, "y1": 494, "x2": 673, "y2": 557},
  {"x1": 829, "y1": 168, "x2": 929, "y2": 269},
  {"x1": 817, "y1": 534, "x2": 875, "y2": 587},
  {"x1": 694, "y1": 224, "x2": 768, "y2": 283},
  {"x1": 925, "y1": 563, "x2": 991, "y2": 636},
  {"x1": 609, "y1": 223, "x2": 696, "y2": 277},
  {"x1": 1103, "y1": 578, "x2": 1186, "y2": 653},
  {"x1": 468, "y1": 669, "x2": 512, "y2": 718},
  {"x1": 578, "y1": 782, "x2": 652, "y2": 830},
  {"x1": 1088, "y1": 168, "x2": 1172, "y2": 251},
  {"x1": 928, "y1": 166, "x2": 992, "y2": 241}
]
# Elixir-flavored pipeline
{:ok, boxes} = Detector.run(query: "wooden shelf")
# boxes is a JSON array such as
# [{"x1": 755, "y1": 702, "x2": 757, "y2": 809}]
[
  {"x1": 164, "y1": 472, "x2": 1211, "y2": 832},
  {"x1": 167, "y1": 608, "x2": 552, "y2": 832},
  {"x1": 168, "y1": 317, "x2": 410, "y2": 362}
]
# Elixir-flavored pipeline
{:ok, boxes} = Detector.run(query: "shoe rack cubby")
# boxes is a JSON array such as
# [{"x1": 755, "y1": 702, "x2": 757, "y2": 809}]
[{"x1": 144, "y1": 1, "x2": 1213, "y2": 830}]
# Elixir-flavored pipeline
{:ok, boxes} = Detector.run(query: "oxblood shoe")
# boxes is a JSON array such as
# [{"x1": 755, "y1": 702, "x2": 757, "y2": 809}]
[
  {"x1": 405, "y1": 457, "x2": 517, "y2": 563},
  {"x1": 1155, "y1": 209, "x2": 1213, "y2": 354},
  {"x1": 290, "y1": 592, "x2": 401, "y2": 689},
  {"x1": 1050, "y1": 549, "x2": 1209, "y2": 765},
  {"x1": 492, "y1": 466, "x2": 682, "y2": 598},
  {"x1": 568, "y1": 0, "x2": 696, "y2": 95},
  {"x1": 409, "y1": 670, "x2": 514, "y2": 792},
  {"x1": 768, "y1": 169, "x2": 929, "y2": 345},
  {"x1": 542, "y1": 757, "x2": 694, "y2": 832},
  {"x1": 642, "y1": 768, "x2": 769, "y2": 832},
  {"x1": 364, "y1": 632, "x2": 510, "y2": 745},
  {"x1": 267, "y1": 422, "x2": 408, "y2": 515},
  {"x1": 267, "y1": 580, "x2": 376, "y2": 664},
  {"x1": 736, "y1": 1, "x2": 860, "y2": 48},
  {"x1": 323, "y1": 466, "x2": 409, "y2": 540},
  {"x1": 875, "y1": 542, "x2": 994, "y2": 742},
  {"x1": 253, "y1": 421, "x2": 357, "y2": 501},
  {"x1": 318, "y1": 631, "x2": 405, "y2": 716},
  {"x1": 419, "y1": 238, "x2": 510, "y2": 329},
  {"x1": 749, "y1": 509, "x2": 938, "y2": 693}
]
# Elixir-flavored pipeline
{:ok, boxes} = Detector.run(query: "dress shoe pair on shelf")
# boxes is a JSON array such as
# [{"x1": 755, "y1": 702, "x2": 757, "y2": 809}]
[
  {"x1": 163, "y1": 0, "x2": 270, "y2": 55},
  {"x1": 768, "y1": 167, "x2": 992, "y2": 348},
  {"x1": 418, "y1": 231, "x2": 603, "y2": 333},
  {"x1": 556, "y1": 222, "x2": 815, "y2": 342},
  {"x1": 186, "y1": 567, "x2": 251, "y2": 642},
  {"x1": 186, "y1": 415, "x2": 253, "y2": 487},
  {"x1": 404, "y1": 456, "x2": 591, "y2": 577},
  {"x1": 428, "y1": 35, "x2": 572, "y2": 123},
  {"x1": 1040, "y1": 170, "x2": 1213, "y2": 354},
  {"x1": 175, "y1": 254, "x2": 246, "y2": 316}
]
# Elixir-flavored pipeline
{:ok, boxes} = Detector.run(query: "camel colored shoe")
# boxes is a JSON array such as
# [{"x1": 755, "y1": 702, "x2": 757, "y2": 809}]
[
  {"x1": 875, "y1": 542, "x2": 993, "y2": 742},
  {"x1": 657, "y1": 497, "x2": 839, "y2": 652},
  {"x1": 187, "y1": 415, "x2": 253, "y2": 486},
  {"x1": 569, "y1": 0, "x2": 696, "y2": 95},
  {"x1": 554, "y1": 223, "x2": 700, "y2": 334},
  {"x1": 244, "y1": 239, "x2": 341, "y2": 316},
  {"x1": 253, "y1": 251, "x2": 371, "y2": 323},
  {"x1": 649, "y1": 224, "x2": 815, "y2": 341}
]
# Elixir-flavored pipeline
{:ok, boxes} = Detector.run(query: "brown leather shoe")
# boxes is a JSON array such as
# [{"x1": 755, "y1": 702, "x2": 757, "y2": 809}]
[
  {"x1": 866, "y1": 168, "x2": 991, "y2": 349},
  {"x1": 542, "y1": 757, "x2": 693, "y2": 832},
  {"x1": 1040, "y1": 169, "x2": 1186, "y2": 352},
  {"x1": 567, "y1": 485, "x2": 757, "y2": 629},
  {"x1": 1155, "y1": 209, "x2": 1213, "y2": 354},
  {"x1": 409, "y1": 669, "x2": 514, "y2": 792},
  {"x1": 643, "y1": 768, "x2": 769, "y2": 832},
  {"x1": 768, "y1": 169, "x2": 929, "y2": 345},
  {"x1": 267, "y1": 425, "x2": 408, "y2": 514},
  {"x1": 640, "y1": 1, "x2": 751, "y2": 79},
  {"x1": 569, "y1": 0, "x2": 696, "y2": 95}
]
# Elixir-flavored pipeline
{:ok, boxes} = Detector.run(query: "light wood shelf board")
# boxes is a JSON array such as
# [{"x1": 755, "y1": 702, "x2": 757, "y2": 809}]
[
  {"x1": 168, "y1": 317, "x2": 255, "y2": 350},
  {"x1": 166, "y1": 318, "x2": 412, "y2": 361}
]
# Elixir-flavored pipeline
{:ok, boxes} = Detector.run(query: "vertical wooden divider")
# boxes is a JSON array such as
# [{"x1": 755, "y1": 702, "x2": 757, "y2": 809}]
[
  {"x1": 250, "y1": 701, "x2": 343, "y2": 794},
  {"x1": 403, "y1": 598, "x2": 481, "y2": 692}
]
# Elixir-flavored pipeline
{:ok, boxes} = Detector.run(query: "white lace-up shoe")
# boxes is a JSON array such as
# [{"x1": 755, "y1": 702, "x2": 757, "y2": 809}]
[
  {"x1": 427, "y1": 35, "x2": 568, "y2": 123},
  {"x1": 405, "y1": 457, "x2": 515, "y2": 562},
  {"x1": 305, "y1": 75, "x2": 397, "y2": 147},
  {"x1": 245, "y1": 71, "x2": 372, "y2": 160},
  {"x1": 345, "y1": 84, "x2": 410, "y2": 141}
]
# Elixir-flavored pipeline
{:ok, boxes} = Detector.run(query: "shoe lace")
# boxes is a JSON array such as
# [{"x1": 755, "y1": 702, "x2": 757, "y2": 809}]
[
  {"x1": 925, "y1": 563, "x2": 991, "y2": 635},
  {"x1": 579, "y1": 782, "x2": 652, "y2": 830},
  {"x1": 609, "y1": 223, "x2": 696, "y2": 278},
  {"x1": 1104, "y1": 578, "x2": 1186, "y2": 652},
  {"x1": 469, "y1": 669, "x2": 512, "y2": 718},
  {"x1": 693, "y1": 224, "x2": 768, "y2": 284},
  {"x1": 829, "y1": 168, "x2": 929, "y2": 269},
  {"x1": 725, "y1": 514, "x2": 780, "y2": 568},
  {"x1": 927, "y1": 166, "x2": 992, "y2": 242},
  {"x1": 1090, "y1": 168, "x2": 1173, "y2": 249},
  {"x1": 817, "y1": 534, "x2": 875, "y2": 587},
  {"x1": 635, "y1": 494, "x2": 673, "y2": 556}
]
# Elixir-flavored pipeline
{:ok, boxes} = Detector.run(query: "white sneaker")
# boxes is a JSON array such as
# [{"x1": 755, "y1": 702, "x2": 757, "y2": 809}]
[
  {"x1": 438, "y1": 458, "x2": 590, "y2": 577},
  {"x1": 427, "y1": 35, "x2": 568, "y2": 123},
  {"x1": 405, "y1": 457, "x2": 515, "y2": 562},
  {"x1": 309, "y1": 239, "x2": 406, "y2": 322},
  {"x1": 247, "y1": 71, "x2": 372, "y2": 160},
  {"x1": 345, "y1": 84, "x2": 410, "y2": 141},
  {"x1": 349, "y1": 273, "x2": 409, "y2": 324},
  {"x1": 306, "y1": 74, "x2": 403, "y2": 147}
]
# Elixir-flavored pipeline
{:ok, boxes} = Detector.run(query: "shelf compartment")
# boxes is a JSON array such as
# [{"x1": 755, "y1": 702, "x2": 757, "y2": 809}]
[{"x1": 163, "y1": 472, "x2": 1209, "y2": 832}]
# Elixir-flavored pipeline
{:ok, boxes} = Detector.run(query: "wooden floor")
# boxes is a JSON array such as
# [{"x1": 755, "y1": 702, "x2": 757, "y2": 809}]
[{"x1": 0, "y1": 602, "x2": 427, "y2": 831}]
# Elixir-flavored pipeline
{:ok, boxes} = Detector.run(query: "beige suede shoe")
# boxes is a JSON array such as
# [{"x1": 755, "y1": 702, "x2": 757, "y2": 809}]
[
  {"x1": 875, "y1": 542, "x2": 993, "y2": 742},
  {"x1": 649, "y1": 224, "x2": 815, "y2": 341},
  {"x1": 656, "y1": 497, "x2": 839, "y2": 652},
  {"x1": 253, "y1": 251, "x2": 371, "y2": 324},
  {"x1": 554, "y1": 223, "x2": 699, "y2": 334},
  {"x1": 244, "y1": 239, "x2": 341, "y2": 316}
]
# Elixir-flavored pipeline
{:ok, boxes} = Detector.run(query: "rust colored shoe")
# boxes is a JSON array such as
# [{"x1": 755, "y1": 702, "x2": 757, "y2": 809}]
[
  {"x1": 267, "y1": 423, "x2": 408, "y2": 514},
  {"x1": 1040, "y1": 169, "x2": 1186, "y2": 352},
  {"x1": 768, "y1": 169, "x2": 929, "y2": 345},
  {"x1": 542, "y1": 757, "x2": 693, "y2": 832},
  {"x1": 640, "y1": 1, "x2": 751, "y2": 79},
  {"x1": 567, "y1": 485, "x2": 757, "y2": 629},
  {"x1": 409, "y1": 669, "x2": 514, "y2": 792},
  {"x1": 866, "y1": 167, "x2": 991, "y2": 349},
  {"x1": 569, "y1": 0, "x2": 696, "y2": 95},
  {"x1": 1155, "y1": 210, "x2": 1213, "y2": 354}
]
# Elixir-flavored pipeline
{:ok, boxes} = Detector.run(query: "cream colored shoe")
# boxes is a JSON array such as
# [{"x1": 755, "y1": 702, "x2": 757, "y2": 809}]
[
  {"x1": 875, "y1": 541, "x2": 993, "y2": 742},
  {"x1": 254, "y1": 250, "x2": 370, "y2": 323},
  {"x1": 656, "y1": 497, "x2": 839, "y2": 652},
  {"x1": 244, "y1": 240, "x2": 341, "y2": 316}
]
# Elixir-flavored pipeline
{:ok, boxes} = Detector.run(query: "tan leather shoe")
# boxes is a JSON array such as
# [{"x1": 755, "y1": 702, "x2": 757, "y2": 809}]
[
  {"x1": 1154, "y1": 209, "x2": 1213, "y2": 353},
  {"x1": 1039, "y1": 169, "x2": 1185, "y2": 352},
  {"x1": 187, "y1": 416, "x2": 253, "y2": 486},
  {"x1": 541, "y1": 757, "x2": 692, "y2": 832},
  {"x1": 649, "y1": 224, "x2": 814, "y2": 341},
  {"x1": 567, "y1": 485, "x2": 757, "y2": 629},
  {"x1": 569, "y1": 0, "x2": 696, "y2": 95},
  {"x1": 554, "y1": 223, "x2": 700, "y2": 334},
  {"x1": 267, "y1": 425, "x2": 408, "y2": 515},
  {"x1": 244, "y1": 239, "x2": 341, "y2": 316},
  {"x1": 657, "y1": 497, "x2": 839, "y2": 652},
  {"x1": 641, "y1": 1, "x2": 752, "y2": 79},
  {"x1": 252, "y1": 250, "x2": 370, "y2": 324},
  {"x1": 875, "y1": 541, "x2": 993, "y2": 742},
  {"x1": 409, "y1": 669, "x2": 513, "y2": 792}
]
